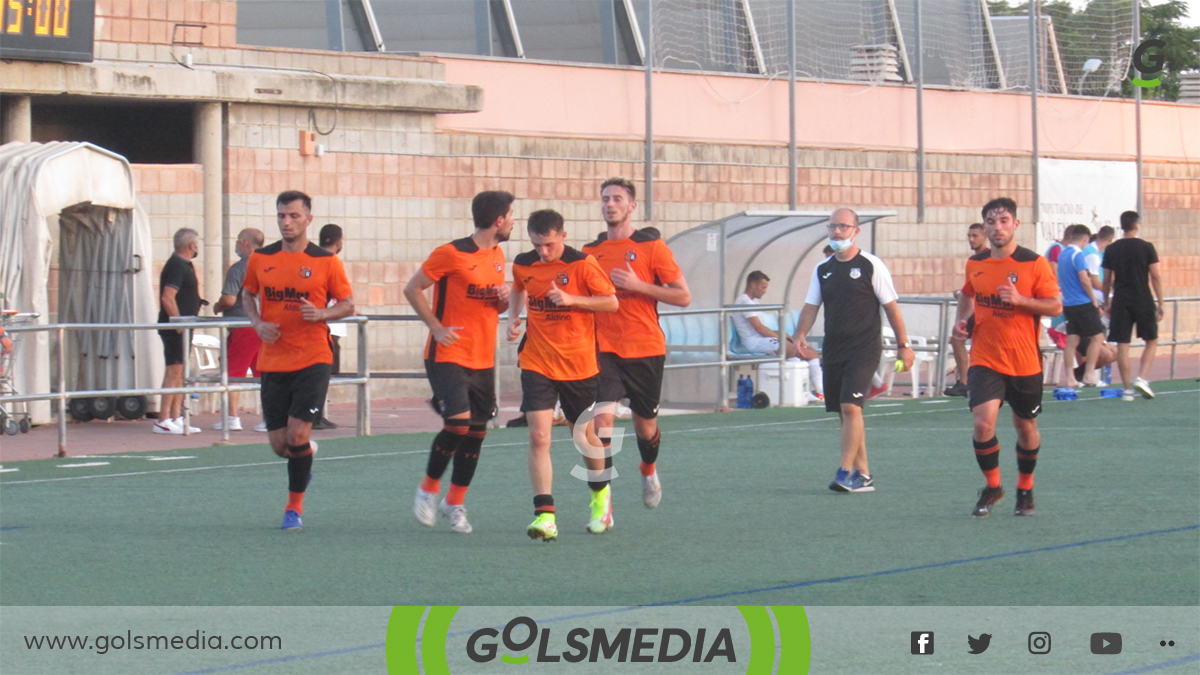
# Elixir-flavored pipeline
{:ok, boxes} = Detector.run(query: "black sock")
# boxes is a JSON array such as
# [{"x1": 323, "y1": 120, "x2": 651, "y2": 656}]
[
  {"x1": 287, "y1": 452, "x2": 313, "y2": 493},
  {"x1": 426, "y1": 422, "x2": 468, "y2": 480},
  {"x1": 588, "y1": 438, "x2": 612, "y2": 491},
  {"x1": 1016, "y1": 443, "x2": 1039, "y2": 486},
  {"x1": 973, "y1": 436, "x2": 1000, "y2": 473},
  {"x1": 534, "y1": 494, "x2": 555, "y2": 515},
  {"x1": 637, "y1": 429, "x2": 661, "y2": 466},
  {"x1": 450, "y1": 424, "x2": 486, "y2": 488}
]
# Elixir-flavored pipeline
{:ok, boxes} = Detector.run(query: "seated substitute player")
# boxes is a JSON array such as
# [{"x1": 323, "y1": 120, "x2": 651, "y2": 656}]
[
  {"x1": 242, "y1": 190, "x2": 354, "y2": 530},
  {"x1": 731, "y1": 270, "x2": 825, "y2": 401},
  {"x1": 508, "y1": 209, "x2": 618, "y2": 541},
  {"x1": 794, "y1": 208, "x2": 914, "y2": 493},
  {"x1": 583, "y1": 177, "x2": 691, "y2": 510},
  {"x1": 954, "y1": 197, "x2": 1061, "y2": 518},
  {"x1": 404, "y1": 190, "x2": 514, "y2": 534}
]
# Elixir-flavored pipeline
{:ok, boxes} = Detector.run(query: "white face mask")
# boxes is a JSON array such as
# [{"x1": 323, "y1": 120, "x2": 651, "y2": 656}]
[{"x1": 828, "y1": 237, "x2": 853, "y2": 253}]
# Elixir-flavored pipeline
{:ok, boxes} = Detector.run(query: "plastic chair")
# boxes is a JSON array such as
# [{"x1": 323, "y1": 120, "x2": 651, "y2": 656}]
[{"x1": 190, "y1": 334, "x2": 221, "y2": 412}]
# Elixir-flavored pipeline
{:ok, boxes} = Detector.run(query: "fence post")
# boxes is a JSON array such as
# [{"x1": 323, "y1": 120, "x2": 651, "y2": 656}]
[{"x1": 56, "y1": 326, "x2": 67, "y2": 457}]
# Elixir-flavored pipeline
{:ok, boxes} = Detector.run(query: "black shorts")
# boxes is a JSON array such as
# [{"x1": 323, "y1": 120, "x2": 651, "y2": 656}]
[
  {"x1": 823, "y1": 355, "x2": 879, "y2": 412},
  {"x1": 596, "y1": 352, "x2": 665, "y2": 419},
  {"x1": 260, "y1": 363, "x2": 332, "y2": 432},
  {"x1": 1108, "y1": 301, "x2": 1158, "y2": 343},
  {"x1": 159, "y1": 330, "x2": 184, "y2": 366},
  {"x1": 425, "y1": 359, "x2": 497, "y2": 423},
  {"x1": 1064, "y1": 303, "x2": 1105, "y2": 337},
  {"x1": 967, "y1": 365, "x2": 1043, "y2": 420},
  {"x1": 520, "y1": 369, "x2": 597, "y2": 425}
]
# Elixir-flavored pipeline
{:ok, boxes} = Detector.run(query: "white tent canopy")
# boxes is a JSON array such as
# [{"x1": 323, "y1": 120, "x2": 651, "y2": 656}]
[{"x1": 0, "y1": 141, "x2": 161, "y2": 424}]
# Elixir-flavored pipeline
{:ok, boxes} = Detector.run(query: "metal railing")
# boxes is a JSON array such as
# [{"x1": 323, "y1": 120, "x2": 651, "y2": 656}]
[
  {"x1": 659, "y1": 304, "x2": 792, "y2": 408},
  {"x1": 0, "y1": 316, "x2": 369, "y2": 456}
]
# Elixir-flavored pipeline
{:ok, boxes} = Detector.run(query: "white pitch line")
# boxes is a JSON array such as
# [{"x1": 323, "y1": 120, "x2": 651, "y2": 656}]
[
  {"x1": 146, "y1": 456, "x2": 197, "y2": 461},
  {"x1": 57, "y1": 462, "x2": 110, "y2": 468},
  {"x1": 5, "y1": 389, "x2": 1196, "y2": 485},
  {"x1": 0, "y1": 468, "x2": 18, "y2": 473},
  {"x1": 920, "y1": 399, "x2": 952, "y2": 404}
]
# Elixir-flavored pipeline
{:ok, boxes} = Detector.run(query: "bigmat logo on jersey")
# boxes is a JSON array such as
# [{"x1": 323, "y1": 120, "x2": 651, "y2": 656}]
[{"x1": 384, "y1": 606, "x2": 810, "y2": 674}]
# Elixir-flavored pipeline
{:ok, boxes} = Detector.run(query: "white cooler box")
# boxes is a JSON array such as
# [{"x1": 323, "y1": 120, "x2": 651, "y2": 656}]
[{"x1": 756, "y1": 360, "x2": 810, "y2": 407}]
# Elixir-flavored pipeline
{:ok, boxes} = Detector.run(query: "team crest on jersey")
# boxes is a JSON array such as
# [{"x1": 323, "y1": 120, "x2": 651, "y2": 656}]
[
  {"x1": 299, "y1": 267, "x2": 312, "y2": 278},
  {"x1": 494, "y1": 262, "x2": 503, "y2": 272},
  {"x1": 1007, "y1": 272, "x2": 1019, "y2": 284},
  {"x1": 557, "y1": 273, "x2": 569, "y2": 286},
  {"x1": 850, "y1": 268, "x2": 862, "y2": 279},
  {"x1": 625, "y1": 250, "x2": 637, "y2": 262}
]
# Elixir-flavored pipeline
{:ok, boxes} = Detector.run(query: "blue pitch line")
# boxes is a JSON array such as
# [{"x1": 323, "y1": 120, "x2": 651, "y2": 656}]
[
  {"x1": 647, "y1": 523, "x2": 1200, "y2": 606},
  {"x1": 0, "y1": 526, "x2": 29, "y2": 531},
  {"x1": 171, "y1": 524, "x2": 1199, "y2": 675},
  {"x1": 1109, "y1": 653, "x2": 1200, "y2": 674}
]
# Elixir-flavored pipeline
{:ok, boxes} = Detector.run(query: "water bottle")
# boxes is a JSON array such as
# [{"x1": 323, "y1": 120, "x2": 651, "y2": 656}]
[
  {"x1": 737, "y1": 376, "x2": 750, "y2": 409},
  {"x1": 1103, "y1": 364, "x2": 1112, "y2": 384}
]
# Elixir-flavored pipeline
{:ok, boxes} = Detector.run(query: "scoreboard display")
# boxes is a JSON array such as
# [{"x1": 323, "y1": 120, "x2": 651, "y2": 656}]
[{"x1": 1, "y1": 0, "x2": 94, "y2": 62}]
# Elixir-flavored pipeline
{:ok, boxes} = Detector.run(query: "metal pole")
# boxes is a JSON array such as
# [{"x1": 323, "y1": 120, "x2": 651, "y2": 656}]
[
  {"x1": 915, "y1": 0, "x2": 925, "y2": 224},
  {"x1": 1133, "y1": 0, "x2": 1143, "y2": 213},
  {"x1": 644, "y1": 0, "x2": 654, "y2": 221},
  {"x1": 934, "y1": 298, "x2": 950, "y2": 396},
  {"x1": 1029, "y1": 0, "x2": 1040, "y2": 223},
  {"x1": 182, "y1": 326, "x2": 192, "y2": 435},
  {"x1": 57, "y1": 326, "x2": 67, "y2": 457},
  {"x1": 787, "y1": 0, "x2": 797, "y2": 210},
  {"x1": 357, "y1": 318, "x2": 371, "y2": 436},
  {"x1": 218, "y1": 325, "x2": 230, "y2": 445},
  {"x1": 778, "y1": 306, "x2": 787, "y2": 407},
  {"x1": 1170, "y1": 298, "x2": 1178, "y2": 379}
]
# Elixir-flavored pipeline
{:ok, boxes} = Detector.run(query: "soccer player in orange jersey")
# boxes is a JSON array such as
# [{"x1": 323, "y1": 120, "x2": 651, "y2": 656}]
[
  {"x1": 583, "y1": 178, "x2": 691, "y2": 511},
  {"x1": 404, "y1": 191, "x2": 514, "y2": 534},
  {"x1": 954, "y1": 197, "x2": 1061, "y2": 518},
  {"x1": 508, "y1": 210, "x2": 618, "y2": 541},
  {"x1": 242, "y1": 191, "x2": 355, "y2": 530}
]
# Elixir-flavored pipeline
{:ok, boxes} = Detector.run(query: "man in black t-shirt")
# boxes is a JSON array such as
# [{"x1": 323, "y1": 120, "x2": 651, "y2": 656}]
[
  {"x1": 794, "y1": 208, "x2": 915, "y2": 493},
  {"x1": 1102, "y1": 211, "x2": 1165, "y2": 401},
  {"x1": 154, "y1": 228, "x2": 203, "y2": 434}
]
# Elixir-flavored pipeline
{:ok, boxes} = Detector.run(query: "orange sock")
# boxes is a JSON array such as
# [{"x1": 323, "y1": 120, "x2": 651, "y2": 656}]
[
  {"x1": 1017, "y1": 473, "x2": 1035, "y2": 490},
  {"x1": 286, "y1": 491, "x2": 305, "y2": 514},
  {"x1": 640, "y1": 461, "x2": 656, "y2": 477},
  {"x1": 420, "y1": 476, "x2": 440, "y2": 494},
  {"x1": 446, "y1": 484, "x2": 468, "y2": 506},
  {"x1": 983, "y1": 467, "x2": 1001, "y2": 489}
]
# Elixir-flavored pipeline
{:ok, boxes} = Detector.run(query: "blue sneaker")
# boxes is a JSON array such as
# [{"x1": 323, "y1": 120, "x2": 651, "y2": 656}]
[
  {"x1": 829, "y1": 467, "x2": 853, "y2": 492},
  {"x1": 848, "y1": 470, "x2": 875, "y2": 493},
  {"x1": 281, "y1": 509, "x2": 303, "y2": 530}
]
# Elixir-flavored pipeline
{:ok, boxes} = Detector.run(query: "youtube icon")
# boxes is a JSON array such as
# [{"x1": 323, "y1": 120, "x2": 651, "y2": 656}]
[{"x1": 1091, "y1": 633, "x2": 1122, "y2": 655}]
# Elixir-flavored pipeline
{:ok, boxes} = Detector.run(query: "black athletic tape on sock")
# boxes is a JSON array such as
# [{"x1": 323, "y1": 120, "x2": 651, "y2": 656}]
[
  {"x1": 1016, "y1": 444, "x2": 1039, "y2": 475},
  {"x1": 451, "y1": 427, "x2": 485, "y2": 487},
  {"x1": 288, "y1": 453, "x2": 313, "y2": 493},
  {"x1": 973, "y1": 436, "x2": 999, "y2": 451},
  {"x1": 533, "y1": 494, "x2": 555, "y2": 514},
  {"x1": 637, "y1": 429, "x2": 661, "y2": 465},
  {"x1": 426, "y1": 425, "x2": 468, "y2": 480}
]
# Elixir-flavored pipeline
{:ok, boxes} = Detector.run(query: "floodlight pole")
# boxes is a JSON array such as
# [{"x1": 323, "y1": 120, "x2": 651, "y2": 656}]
[
  {"x1": 787, "y1": 0, "x2": 797, "y2": 210},
  {"x1": 1029, "y1": 0, "x2": 1040, "y2": 224},
  {"x1": 1133, "y1": 0, "x2": 1143, "y2": 213},
  {"x1": 644, "y1": 0, "x2": 654, "y2": 221},
  {"x1": 915, "y1": 0, "x2": 925, "y2": 224}
]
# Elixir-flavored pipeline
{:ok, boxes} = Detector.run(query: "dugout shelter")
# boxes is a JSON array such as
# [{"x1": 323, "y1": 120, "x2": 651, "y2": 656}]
[
  {"x1": 661, "y1": 210, "x2": 895, "y2": 406},
  {"x1": 0, "y1": 141, "x2": 161, "y2": 424}
]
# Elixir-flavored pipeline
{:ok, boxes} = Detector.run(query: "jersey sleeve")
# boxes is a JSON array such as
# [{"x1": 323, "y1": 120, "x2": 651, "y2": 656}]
[
  {"x1": 870, "y1": 257, "x2": 899, "y2": 305},
  {"x1": 1072, "y1": 249, "x2": 1090, "y2": 276},
  {"x1": 1146, "y1": 242, "x2": 1159, "y2": 265},
  {"x1": 583, "y1": 257, "x2": 617, "y2": 296},
  {"x1": 804, "y1": 266, "x2": 823, "y2": 305},
  {"x1": 421, "y1": 245, "x2": 456, "y2": 283},
  {"x1": 960, "y1": 261, "x2": 976, "y2": 298},
  {"x1": 512, "y1": 266, "x2": 525, "y2": 293},
  {"x1": 734, "y1": 296, "x2": 762, "y2": 320},
  {"x1": 651, "y1": 240, "x2": 684, "y2": 285},
  {"x1": 1032, "y1": 257, "x2": 1061, "y2": 300},
  {"x1": 327, "y1": 255, "x2": 353, "y2": 301},
  {"x1": 242, "y1": 254, "x2": 261, "y2": 294}
]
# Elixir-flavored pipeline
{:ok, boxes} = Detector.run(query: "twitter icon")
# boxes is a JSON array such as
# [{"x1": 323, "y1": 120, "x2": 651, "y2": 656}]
[{"x1": 967, "y1": 634, "x2": 992, "y2": 654}]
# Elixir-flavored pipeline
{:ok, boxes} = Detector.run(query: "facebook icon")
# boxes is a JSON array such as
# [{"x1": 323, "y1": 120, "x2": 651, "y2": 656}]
[{"x1": 911, "y1": 632, "x2": 935, "y2": 655}]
